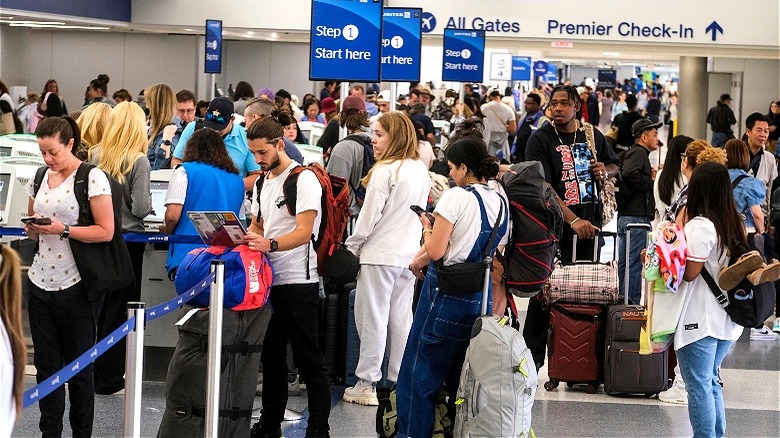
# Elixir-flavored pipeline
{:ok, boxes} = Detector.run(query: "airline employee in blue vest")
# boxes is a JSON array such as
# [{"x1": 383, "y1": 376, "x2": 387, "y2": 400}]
[
  {"x1": 161, "y1": 128, "x2": 245, "y2": 274},
  {"x1": 171, "y1": 96, "x2": 262, "y2": 191}
]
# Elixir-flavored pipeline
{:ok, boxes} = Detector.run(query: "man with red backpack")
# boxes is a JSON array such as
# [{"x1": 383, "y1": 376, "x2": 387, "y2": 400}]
[{"x1": 245, "y1": 111, "x2": 331, "y2": 438}]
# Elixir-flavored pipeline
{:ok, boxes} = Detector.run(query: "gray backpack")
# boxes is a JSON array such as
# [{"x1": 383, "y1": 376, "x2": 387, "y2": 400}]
[{"x1": 454, "y1": 315, "x2": 537, "y2": 437}]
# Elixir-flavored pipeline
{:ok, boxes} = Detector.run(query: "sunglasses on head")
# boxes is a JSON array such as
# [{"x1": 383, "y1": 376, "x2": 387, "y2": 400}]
[{"x1": 206, "y1": 111, "x2": 230, "y2": 125}]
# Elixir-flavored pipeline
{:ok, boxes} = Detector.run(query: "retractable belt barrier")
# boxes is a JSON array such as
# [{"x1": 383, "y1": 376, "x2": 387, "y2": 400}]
[
  {"x1": 0, "y1": 227, "x2": 206, "y2": 244},
  {"x1": 22, "y1": 270, "x2": 216, "y2": 409}
]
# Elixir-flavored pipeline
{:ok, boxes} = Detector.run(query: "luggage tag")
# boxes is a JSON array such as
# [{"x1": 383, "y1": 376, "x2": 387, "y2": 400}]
[{"x1": 175, "y1": 308, "x2": 202, "y2": 326}]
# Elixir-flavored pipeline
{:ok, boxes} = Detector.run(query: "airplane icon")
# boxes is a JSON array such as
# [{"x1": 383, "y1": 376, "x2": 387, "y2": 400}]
[{"x1": 421, "y1": 12, "x2": 436, "y2": 33}]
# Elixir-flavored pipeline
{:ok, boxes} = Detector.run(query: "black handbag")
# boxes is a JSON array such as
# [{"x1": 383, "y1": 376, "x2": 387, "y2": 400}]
[
  {"x1": 437, "y1": 205, "x2": 503, "y2": 296},
  {"x1": 34, "y1": 163, "x2": 135, "y2": 301},
  {"x1": 701, "y1": 268, "x2": 776, "y2": 328},
  {"x1": 322, "y1": 242, "x2": 360, "y2": 285}
]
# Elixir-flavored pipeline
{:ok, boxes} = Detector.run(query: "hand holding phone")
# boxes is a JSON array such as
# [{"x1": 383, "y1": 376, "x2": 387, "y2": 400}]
[
  {"x1": 409, "y1": 205, "x2": 435, "y2": 224},
  {"x1": 21, "y1": 216, "x2": 52, "y2": 226}
]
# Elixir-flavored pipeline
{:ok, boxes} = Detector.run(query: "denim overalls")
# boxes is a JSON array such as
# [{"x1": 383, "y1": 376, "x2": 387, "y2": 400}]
[{"x1": 396, "y1": 186, "x2": 508, "y2": 437}]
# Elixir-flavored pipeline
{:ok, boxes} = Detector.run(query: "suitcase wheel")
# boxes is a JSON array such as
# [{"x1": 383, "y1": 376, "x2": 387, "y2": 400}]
[
  {"x1": 544, "y1": 379, "x2": 559, "y2": 391},
  {"x1": 566, "y1": 383, "x2": 574, "y2": 388},
  {"x1": 584, "y1": 383, "x2": 598, "y2": 394}
]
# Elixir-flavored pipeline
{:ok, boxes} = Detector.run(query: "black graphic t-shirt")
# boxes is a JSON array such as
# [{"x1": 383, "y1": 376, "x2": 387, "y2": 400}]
[{"x1": 526, "y1": 123, "x2": 620, "y2": 226}]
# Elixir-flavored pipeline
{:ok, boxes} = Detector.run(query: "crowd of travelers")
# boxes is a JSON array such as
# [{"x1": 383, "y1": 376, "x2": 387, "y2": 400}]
[{"x1": 0, "y1": 72, "x2": 779, "y2": 438}]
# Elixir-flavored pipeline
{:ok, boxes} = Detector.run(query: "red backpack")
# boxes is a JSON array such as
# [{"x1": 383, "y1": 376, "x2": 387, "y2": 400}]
[{"x1": 256, "y1": 163, "x2": 351, "y2": 278}]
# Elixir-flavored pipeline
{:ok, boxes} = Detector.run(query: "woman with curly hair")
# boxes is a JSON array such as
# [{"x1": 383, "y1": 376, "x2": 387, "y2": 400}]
[{"x1": 161, "y1": 128, "x2": 244, "y2": 275}]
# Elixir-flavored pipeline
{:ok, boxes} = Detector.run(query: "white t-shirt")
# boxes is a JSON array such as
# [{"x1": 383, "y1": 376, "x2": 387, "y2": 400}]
[
  {"x1": 434, "y1": 182, "x2": 509, "y2": 266},
  {"x1": 674, "y1": 216, "x2": 743, "y2": 349},
  {"x1": 25, "y1": 168, "x2": 111, "y2": 291},
  {"x1": 417, "y1": 140, "x2": 436, "y2": 169},
  {"x1": 480, "y1": 101, "x2": 515, "y2": 151},
  {"x1": 0, "y1": 319, "x2": 14, "y2": 437},
  {"x1": 345, "y1": 158, "x2": 431, "y2": 267},
  {"x1": 251, "y1": 162, "x2": 322, "y2": 285}
]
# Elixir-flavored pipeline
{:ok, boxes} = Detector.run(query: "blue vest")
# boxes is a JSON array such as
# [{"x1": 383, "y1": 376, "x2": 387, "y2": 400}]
[{"x1": 167, "y1": 161, "x2": 245, "y2": 272}]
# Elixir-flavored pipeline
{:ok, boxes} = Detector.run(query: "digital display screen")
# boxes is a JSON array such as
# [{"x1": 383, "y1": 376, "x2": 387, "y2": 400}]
[
  {"x1": 148, "y1": 180, "x2": 169, "y2": 222},
  {"x1": 0, "y1": 173, "x2": 10, "y2": 212}
]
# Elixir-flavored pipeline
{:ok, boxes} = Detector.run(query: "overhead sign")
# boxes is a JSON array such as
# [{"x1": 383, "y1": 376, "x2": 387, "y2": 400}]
[
  {"x1": 442, "y1": 29, "x2": 485, "y2": 83},
  {"x1": 204, "y1": 19, "x2": 222, "y2": 74},
  {"x1": 309, "y1": 0, "x2": 383, "y2": 82},
  {"x1": 532, "y1": 60, "x2": 548, "y2": 76},
  {"x1": 551, "y1": 41, "x2": 574, "y2": 48},
  {"x1": 544, "y1": 63, "x2": 558, "y2": 83},
  {"x1": 380, "y1": 8, "x2": 422, "y2": 82},
  {"x1": 512, "y1": 56, "x2": 531, "y2": 81},
  {"x1": 489, "y1": 53, "x2": 513, "y2": 81},
  {"x1": 598, "y1": 69, "x2": 617, "y2": 89}
]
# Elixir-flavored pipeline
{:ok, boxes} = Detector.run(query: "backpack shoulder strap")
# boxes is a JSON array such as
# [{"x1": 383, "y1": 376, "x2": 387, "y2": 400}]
[
  {"x1": 282, "y1": 165, "x2": 305, "y2": 217},
  {"x1": 33, "y1": 166, "x2": 48, "y2": 197},
  {"x1": 732, "y1": 174, "x2": 749, "y2": 189},
  {"x1": 74, "y1": 162, "x2": 97, "y2": 225}
]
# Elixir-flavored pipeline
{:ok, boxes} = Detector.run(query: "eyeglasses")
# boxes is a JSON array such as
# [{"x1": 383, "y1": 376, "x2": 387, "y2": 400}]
[
  {"x1": 206, "y1": 111, "x2": 230, "y2": 125},
  {"x1": 177, "y1": 108, "x2": 196, "y2": 114}
]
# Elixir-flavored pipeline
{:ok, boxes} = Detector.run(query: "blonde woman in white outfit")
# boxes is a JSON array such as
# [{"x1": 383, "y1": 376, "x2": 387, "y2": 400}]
[{"x1": 343, "y1": 112, "x2": 431, "y2": 406}]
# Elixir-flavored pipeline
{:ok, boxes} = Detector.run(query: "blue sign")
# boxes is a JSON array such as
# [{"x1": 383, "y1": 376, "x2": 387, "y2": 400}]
[
  {"x1": 381, "y1": 8, "x2": 422, "y2": 82},
  {"x1": 442, "y1": 29, "x2": 485, "y2": 83},
  {"x1": 532, "y1": 60, "x2": 548, "y2": 76},
  {"x1": 512, "y1": 56, "x2": 531, "y2": 81},
  {"x1": 309, "y1": 0, "x2": 383, "y2": 82},
  {"x1": 421, "y1": 11, "x2": 437, "y2": 33},
  {"x1": 2, "y1": 0, "x2": 131, "y2": 22},
  {"x1": 544, "y1": 63, "x2": 558, "y2": 83},
  {"x1": 598, "y1": 69, "x2": 617, "y2": 89},
  {"x1": 204, "y1": 20, "x2": 222, "y2": 74}
]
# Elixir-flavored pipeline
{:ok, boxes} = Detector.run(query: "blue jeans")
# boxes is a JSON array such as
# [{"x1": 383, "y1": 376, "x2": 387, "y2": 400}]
[
  {"x1": 617, "y1": 215, "x2": 650, "y2": 305},
  {"x1": 711, "y1": 132, "x2": 729, "y2": 147},
  {"x1": 395, "y1": 263, "x2": 488, "y2": 437},
  {"x1": 676, "y1": 337, "x2": 735, "y2": 438}
]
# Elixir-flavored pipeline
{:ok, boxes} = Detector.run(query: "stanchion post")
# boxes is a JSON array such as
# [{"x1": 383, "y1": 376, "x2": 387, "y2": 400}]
[
  {"x1": 123, "y1": 302, "x2": 145, "y2": 438},
  {"x1": 205, "y1": 260, "x2": 225, "y2": 438}
]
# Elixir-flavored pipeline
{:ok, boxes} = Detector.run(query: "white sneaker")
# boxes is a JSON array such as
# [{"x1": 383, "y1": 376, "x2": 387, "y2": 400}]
[
  {"x1": 750, "y1": 326, "x2": 779, "y2": 341},
  {"x1": 773, "y1": 318, "x2": 780, "y2": 334},
  {"x1": 658, "y1": 379, "x2": 687, "y2": 405},
  {"x1": 343, "y1": 379, "x2": 378, "y2": 406}
]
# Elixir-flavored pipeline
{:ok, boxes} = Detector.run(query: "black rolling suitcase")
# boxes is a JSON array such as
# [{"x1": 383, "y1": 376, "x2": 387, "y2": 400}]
[
  {"x1": 157, "y1": 305, "x2": 272, "y2": 437},
  {"x1": 603, "y1": 223, "x2": 669, "y2": 396},
  {"x1": 319, "y1": 280, "x2": 354, "y2": 385}
]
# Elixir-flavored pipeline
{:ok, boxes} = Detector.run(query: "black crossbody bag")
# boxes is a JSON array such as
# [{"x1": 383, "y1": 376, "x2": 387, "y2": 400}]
[{"x1": 437, "y1": 204, "x2": 504, "y2": 296}]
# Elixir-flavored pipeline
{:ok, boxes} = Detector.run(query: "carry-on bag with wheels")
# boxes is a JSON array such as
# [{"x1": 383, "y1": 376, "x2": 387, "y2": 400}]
[
  {"x1": 603, "y1": 223, "x2": 669, "y2": 396},
  {"x1": 454, "y1": 238, "x2": 537, "y2": 437},
  {"x1": 544, "y1": 233, "x2": 612, "y2": 393}
]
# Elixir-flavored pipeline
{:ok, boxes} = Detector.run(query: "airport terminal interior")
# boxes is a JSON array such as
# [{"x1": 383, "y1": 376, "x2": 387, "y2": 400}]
[{"x1": 0, "y1": 0, "x2": 779, "y2": 437}]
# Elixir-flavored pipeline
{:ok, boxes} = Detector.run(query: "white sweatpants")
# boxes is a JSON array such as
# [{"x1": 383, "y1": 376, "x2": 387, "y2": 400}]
[{"x1": 354, "y1": 264, "x2": 415, "y2": 383}]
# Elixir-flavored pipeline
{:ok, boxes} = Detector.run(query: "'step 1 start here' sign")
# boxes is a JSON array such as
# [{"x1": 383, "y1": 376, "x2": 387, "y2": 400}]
[
  {"x1": 309, "y1": 0, "x2": 383, "y2": 82},
  {"x1": 442, "y1": 29, "x2": 485, "y2": 83}
]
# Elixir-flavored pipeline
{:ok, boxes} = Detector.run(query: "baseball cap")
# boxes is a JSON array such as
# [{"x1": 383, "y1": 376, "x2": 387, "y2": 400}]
[
  {"x1": 631, "y1": 118, "x2": 663, "y2": 138},
  {"x1": 377, "y1": 90, "x2": 391, "y2": 103},
  {"x1": 204, "y1": 97, "x2": 234, "y2": 130},
  {"x1": 257, "y1": 87, "x2": 275, "y2": 100},
  {"x1": 342, "y1": 95, "x2": 366, "y2": 112},
  {"x1": 321, "y1": 97, "x2": 337, "y2": 115}
]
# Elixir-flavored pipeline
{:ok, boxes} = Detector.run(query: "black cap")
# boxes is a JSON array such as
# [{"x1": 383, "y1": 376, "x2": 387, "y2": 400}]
[
  {"x1": 720, "y1": 93, "x2": 732, "y2": 101},
  {"x1": 204, "y1": 97, "x2": 234, "y2": 130},
  {"x1": 631, "y1": 118, "x2": 663, "y2": 138}
]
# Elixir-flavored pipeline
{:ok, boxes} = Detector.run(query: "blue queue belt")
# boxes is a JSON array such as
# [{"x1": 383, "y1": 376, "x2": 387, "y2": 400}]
[
  {"x1": 18, "y1": 233, "x2": 217, "y2": 408},
  {"x1": 0, "y1": 227, "x2": 205, "y2": 244}
]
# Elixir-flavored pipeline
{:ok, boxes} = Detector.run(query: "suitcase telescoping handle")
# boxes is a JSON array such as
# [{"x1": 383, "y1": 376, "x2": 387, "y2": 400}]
[
  {"x1": 571, "y1": 230, "x2": 618, "y2": 264},
  {"x1": 624, "y1": 223, "x2": 652, "y2": 305}
]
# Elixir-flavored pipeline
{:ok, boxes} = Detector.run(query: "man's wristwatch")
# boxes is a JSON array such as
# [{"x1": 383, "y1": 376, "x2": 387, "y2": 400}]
[
  {"x1": 269, "y1": 238, "x2": 279, "y2": 252},
  {"x1": 60, "y1": 224, "x2": 70, "y2": 239}
]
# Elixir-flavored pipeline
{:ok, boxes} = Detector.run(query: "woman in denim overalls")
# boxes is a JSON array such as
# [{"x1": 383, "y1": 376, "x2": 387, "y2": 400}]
[{"x1": 397, "y1": 134, "x2": 508, "y2": 437}]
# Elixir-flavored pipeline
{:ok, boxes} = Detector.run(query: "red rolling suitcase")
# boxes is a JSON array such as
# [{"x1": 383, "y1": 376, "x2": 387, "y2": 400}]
[
  {"x1": 603, "y1": 223, "x2": 669, "y2": 396},
  {"x1": 544, "y1": 302, "x2": 605, "y2": 393},
  {"x1": 544, "y1": 232, "x2": 615, "y2": 393}
]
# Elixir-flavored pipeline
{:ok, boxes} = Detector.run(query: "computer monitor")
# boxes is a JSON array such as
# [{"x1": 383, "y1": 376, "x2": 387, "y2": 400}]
[
  {"x1": 0, "y1": 134, "x2": 41, "y2": 158},
  {"x1": 297, "y1": 144, "x2": 324, "y2": 166},
  {"x1": 0, "y1": 163, "x2": 31, "y2": 228},
  {"x1": 146, "y1": 169, "x2": 175, "y2": 224},
  {"x1": 298, "y1": 121, "x2": 325, "y2": 147}
]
